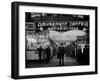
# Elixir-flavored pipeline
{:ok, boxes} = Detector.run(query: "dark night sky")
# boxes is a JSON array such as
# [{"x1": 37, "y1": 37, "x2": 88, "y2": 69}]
[{"x1": 25, "y1": 12, "x2": 89, "y2": 22}]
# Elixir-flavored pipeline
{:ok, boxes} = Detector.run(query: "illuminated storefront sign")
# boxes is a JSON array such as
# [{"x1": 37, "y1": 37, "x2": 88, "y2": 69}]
[{"x1": 37, "y1": 21, "x2": 89, "y2": 27}]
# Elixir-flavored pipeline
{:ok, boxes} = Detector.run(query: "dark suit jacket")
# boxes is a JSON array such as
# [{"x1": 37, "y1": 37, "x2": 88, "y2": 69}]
[{"x1": 57, "y1": 46, "x2": 65, "y2": 58}]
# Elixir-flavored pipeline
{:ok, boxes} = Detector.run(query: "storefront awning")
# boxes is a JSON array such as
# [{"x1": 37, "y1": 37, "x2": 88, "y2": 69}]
[{"x1": 49, "y1": 30, "x2": 86, "y2": 41}]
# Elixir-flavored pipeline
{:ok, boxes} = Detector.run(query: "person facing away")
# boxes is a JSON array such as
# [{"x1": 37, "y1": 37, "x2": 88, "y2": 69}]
[
  {"x1": 37, "y1": 46, "x2": 42, "y2": 62},
  {"x1": 57, "y1": 43, "x2": 65, "y2": 66},
  {"x1": 65, "y1": 45, "x2": 70, "y2": 56},
  {"x1": 45, "y1": 45, "x2": 51, "y2": 63},
  {"x1": 76, "y1": 45, "x2": 83, "y2": 64},
  {"x1": 83, "y1": 45, "x2": 89, "y2": 65}
]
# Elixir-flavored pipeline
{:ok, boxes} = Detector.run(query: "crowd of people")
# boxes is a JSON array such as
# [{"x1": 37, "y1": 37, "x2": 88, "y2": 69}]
[
  {"x1": 76, "y1": 45, "x2": 89, "y2": 65},
  {"x1": 36, "y1": 44, "x2": 56, "y2": 63},
  {"x1": 36, "y1": 41, "x2": 89, "y2": 66}
]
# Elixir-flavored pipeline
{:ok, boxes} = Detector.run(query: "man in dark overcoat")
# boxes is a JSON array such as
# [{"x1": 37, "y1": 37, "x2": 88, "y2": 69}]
[
  {"x1": 57, "y1": 43, "x2": 65, "y2": 66},
  {"x1": 45, "y1": 46, "x2": 51, "y2": 63},
  {"x1": 37, "y1": 46, "x2": 42, "y2": 62}
]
